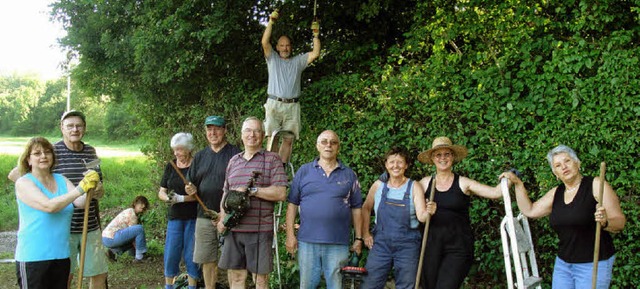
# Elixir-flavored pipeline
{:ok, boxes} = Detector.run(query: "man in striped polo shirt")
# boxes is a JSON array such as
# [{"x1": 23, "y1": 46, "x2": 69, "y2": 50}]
[
  {"x1": 56, "y1": 110, "x2": 108, "y2": 289},
  {"x1": 7, "y1": 111, "x2": 108, "y2": 288},
  {"x1": 217, "y1": 117, "x2": 288, "y2": 289}
]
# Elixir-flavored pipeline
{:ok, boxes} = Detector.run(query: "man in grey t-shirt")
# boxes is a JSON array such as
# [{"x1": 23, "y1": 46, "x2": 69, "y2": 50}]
[{"x1": 260, "y1": 10, "x2": 321, "y2": 164}]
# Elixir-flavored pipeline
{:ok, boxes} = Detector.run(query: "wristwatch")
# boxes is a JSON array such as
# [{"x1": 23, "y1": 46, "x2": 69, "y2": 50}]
[{"x1": 249, "y1": 187, "x2": 258, "y2": 196}]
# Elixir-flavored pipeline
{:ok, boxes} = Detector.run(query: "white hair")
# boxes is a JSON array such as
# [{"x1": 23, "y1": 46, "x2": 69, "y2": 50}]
[
  {"x1": 170, "y1": 132, "x2": 194, "y2": 151},
  {"x1": 547, "y1": 144, "x2": 580, "y2": 168}
]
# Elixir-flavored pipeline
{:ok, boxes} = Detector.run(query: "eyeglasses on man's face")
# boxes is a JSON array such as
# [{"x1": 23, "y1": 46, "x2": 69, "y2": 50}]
[
  {"x1": 242, "y1": 128, "x2": 263, "y2": 135},
  {"x1": 64, "y1": 124, "x2": 85, "y2": 131},
  {"x1": 318, "y1": 139, "x2": 339, "y2": 146}
]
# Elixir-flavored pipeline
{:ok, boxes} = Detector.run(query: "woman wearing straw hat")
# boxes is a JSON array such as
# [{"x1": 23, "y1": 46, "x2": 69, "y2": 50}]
[
  {"x1": 500, "y1": 145, "x2": 625, "y2": 289},
  {"x1": 417, "y1": 136, "x2": 504, "y2": 289},
  {"x1": 361, "y1": 146, "x2": 437, "y2": 289}
]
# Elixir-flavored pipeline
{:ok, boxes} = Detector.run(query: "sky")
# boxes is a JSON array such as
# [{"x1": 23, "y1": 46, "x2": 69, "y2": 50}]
[{"x1": 0, "y1": 0, "x2": 67, "y2": 80}]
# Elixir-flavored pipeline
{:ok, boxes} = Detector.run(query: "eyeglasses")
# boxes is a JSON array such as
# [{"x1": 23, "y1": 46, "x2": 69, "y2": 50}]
[
  {"x1": 242, "y1": 128, "x2": 263, "y2": 135},
  {"x1": 433, "y1": 152, "x2": 453, "y2": 159},
  {"x1": 31, "y1": 150, "x2": 53, "y2": 157},
  {"x1": 318, "y1": 139, "x2": 339, "y2": 146},
  {"x1": 64, "y1": 124, "x2": 85, "y2": 131}
]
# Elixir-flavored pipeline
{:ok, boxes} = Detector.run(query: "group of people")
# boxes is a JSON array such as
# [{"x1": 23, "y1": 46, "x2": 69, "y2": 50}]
[
  {"x1": 9, "y1": 8, "x2": 627, "y2": 289},
  {"x1": 285, "y1": 135, "x2": 626, "y2": 289}
]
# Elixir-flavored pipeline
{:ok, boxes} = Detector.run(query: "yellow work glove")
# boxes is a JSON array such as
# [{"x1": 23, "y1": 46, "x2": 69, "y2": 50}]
[
  {"x1": 270, "y1": 10, "x2": 279, "y2": 23},
  {"x1": 78, "y1": 170, "x2": 100, "y2": 194},
  {"x1": 311, "y1": 20, "x2": 320, "y2": 37}
]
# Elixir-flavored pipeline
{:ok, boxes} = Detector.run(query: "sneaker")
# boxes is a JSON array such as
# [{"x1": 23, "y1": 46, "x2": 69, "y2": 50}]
[
  {"x1": 133, "y1": 257, "x2": 146, "y2": 263},
  {"x1": 133, "y1": 253, "x2": 148, "y2": 263}
]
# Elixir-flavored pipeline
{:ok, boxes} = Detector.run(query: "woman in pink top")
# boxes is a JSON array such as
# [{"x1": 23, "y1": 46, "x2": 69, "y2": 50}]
[{"x1": 102, "y1": 196, "x2": 149, "y2": 261}]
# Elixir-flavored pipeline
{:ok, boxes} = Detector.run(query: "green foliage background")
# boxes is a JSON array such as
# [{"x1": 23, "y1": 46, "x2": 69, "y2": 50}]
[{"x1": 3, "y1": 0, "x2": 638, "y2": 287}]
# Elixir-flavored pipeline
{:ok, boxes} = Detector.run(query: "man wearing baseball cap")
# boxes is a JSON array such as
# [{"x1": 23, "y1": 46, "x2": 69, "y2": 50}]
[{"x1": 185, "y1": 115, "x2": 241, "y2": 289}]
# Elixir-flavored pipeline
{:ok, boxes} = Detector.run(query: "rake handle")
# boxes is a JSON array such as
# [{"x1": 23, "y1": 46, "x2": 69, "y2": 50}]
[
  {"x1": 415, "y1": 176, "x2": 436, "y2": 289},
  {"x1": 592, "y1": 162, "x2": 606, "y2": 289}
]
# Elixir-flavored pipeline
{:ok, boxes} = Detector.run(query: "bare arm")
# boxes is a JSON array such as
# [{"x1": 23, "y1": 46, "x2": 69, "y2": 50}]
[
  {"x1": 593, "y1": 177, "x2": 626, "y2": 233},
  {"x1": 412, "y1": 181, "x2": 434, "y2": 222},
  {"x1": 459, "y1": 176, "x2": 502, "y2": 199},
  {"x1": 158, "y1": 187, "x2": 170, "y2": 202},
  {"x1": 252, "y1": 185, "x2": 287, "y2": 202},
  {"x1": 15, "y1": 177, "x2": 84, "y2": 213},
  {"x1": 285, "y1": 203, "x2": 299, "y2": 254},
  {"x1": 307, "y1": 36, "x2": 321, "y2": 65},
  {"x1": 261, "y1": 11, "x2": 278, "y2": 58},
  {"x1": 350, "y1": 207, "x2": 363, "y2": 254},
  {"x1": 361, "y1": 181, "x2": 379, "y2": 249},
  {"x1": 500, "y1": 171, "x2": 554, "y2": 219},
  {"x1": 7, "y1": 167, "x2": 19, "y2": 182}
]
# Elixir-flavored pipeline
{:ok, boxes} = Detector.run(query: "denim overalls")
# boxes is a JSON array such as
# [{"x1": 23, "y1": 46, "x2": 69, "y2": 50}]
[{"x1": 362, "y1": 180, "x2": 422, "y2": 289}]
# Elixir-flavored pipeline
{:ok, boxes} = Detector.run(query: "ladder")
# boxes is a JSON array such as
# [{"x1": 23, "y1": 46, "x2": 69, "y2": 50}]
[
  {"x1": 268, "y1": 129, "x2": 296, "y2": 289},
  {"x1": 500, "y1": 178, "x2": 543, "y2": 289}
]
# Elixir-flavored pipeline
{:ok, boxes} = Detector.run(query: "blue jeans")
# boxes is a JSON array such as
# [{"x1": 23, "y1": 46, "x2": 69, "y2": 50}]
[
  {"x1": 298, "y1": 241, "x2": 349, "y2": 289},
  {"x1": 552, "y1": 255, "x2": 615, "y2": 289},
  {"x1": 164, "y1": 219, "x2": 200, "y2": 279},
  {"x1": 102, "y1": 224, "x2": 147, "y2": 259}
]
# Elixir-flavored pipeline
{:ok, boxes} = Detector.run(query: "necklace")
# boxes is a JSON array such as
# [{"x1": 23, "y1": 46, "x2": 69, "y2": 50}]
[{"x1": 565, "y1": 177, "x2": 582, "y2": 193}]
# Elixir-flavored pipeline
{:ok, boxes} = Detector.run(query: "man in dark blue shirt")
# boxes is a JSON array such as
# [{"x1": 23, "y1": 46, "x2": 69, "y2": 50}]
[{"x1": 285, "y1": 130, "x2": 363, "y2": 289}]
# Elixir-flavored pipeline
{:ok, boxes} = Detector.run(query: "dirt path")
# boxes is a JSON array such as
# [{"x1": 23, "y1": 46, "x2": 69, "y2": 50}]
[{"x1": 0, "y1": 231, "x2": 16, "y2": 262}]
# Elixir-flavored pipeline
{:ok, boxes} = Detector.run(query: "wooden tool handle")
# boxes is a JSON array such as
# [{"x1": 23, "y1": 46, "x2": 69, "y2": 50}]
[
  {"x1": 168, "y1": 160, "x2": 213, "y2": 215},
  {"x1": 415, "y1": 176, "x2": 436, "y2": 289},
  {"x1": 592, "y1": 162, "x2": 606, "y2": 289}
]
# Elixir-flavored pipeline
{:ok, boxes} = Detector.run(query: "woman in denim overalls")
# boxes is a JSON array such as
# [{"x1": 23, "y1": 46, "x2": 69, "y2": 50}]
[{"x1": 361, "y1": 147, "x2": 437, "y2": 289}]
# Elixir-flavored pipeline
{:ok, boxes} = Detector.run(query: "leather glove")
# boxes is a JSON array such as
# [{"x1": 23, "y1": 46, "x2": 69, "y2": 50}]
[
  {"x1": 311, "y1": 20, "x2": 320, "y2": 37},
  {"x1": 78, "y1": 170, "x2": 100, "y2": 194}
]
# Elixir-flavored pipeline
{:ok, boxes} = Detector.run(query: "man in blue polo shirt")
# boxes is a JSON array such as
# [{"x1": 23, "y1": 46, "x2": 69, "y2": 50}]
[{"x1": 285, "y1": 130, "x2": 363, "y2": 289}]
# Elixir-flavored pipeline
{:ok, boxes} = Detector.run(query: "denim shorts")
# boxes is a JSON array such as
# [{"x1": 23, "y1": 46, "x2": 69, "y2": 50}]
[{"x1": 552, "y1": 255, "x2": 615, "y2": 289}]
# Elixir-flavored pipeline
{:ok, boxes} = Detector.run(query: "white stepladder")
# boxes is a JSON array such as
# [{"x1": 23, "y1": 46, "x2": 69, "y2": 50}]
[
  {"x1": 268, "y1": 129, "x2": 296, "y2": 289},
  {"x1": 500, "y1": 178, "x2": 543, "y2": 289}
]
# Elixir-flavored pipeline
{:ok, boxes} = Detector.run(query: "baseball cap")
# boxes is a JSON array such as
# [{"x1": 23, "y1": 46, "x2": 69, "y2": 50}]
[
  {"x1": 204, "y1": 115, "x2": 225, "y2": 127},
  {"x1": 60, "y1": 110, "x2": 86, "y2": 124}
]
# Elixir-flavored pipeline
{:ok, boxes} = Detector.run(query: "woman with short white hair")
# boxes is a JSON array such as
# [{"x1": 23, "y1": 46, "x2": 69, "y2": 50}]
[
  {"x1": 157, "y1": 132, "x2": 200, "y2": 289},
  {"x1": 502, "y1": 145, "x2": 626, "y2": 289}
]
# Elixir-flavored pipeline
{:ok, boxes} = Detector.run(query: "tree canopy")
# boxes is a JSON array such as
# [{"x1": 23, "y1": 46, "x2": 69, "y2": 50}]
[{"x1": 51, "y1": 0, "x2": 640, "y2": 287}]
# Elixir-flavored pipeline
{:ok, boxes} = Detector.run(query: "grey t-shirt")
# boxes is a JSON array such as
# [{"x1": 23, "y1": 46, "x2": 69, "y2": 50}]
[{"x1": 266, "y1": 52, "x2": 309, "y2": 99}]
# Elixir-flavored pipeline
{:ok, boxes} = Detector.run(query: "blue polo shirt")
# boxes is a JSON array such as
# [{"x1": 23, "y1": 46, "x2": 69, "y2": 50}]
[{"x1": 288, "y1": 158, "x2": 363, "y2": 245}]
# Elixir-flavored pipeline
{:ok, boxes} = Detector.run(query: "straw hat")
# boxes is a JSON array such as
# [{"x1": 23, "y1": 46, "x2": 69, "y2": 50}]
[{"x1": 417, "y1": 136, "x2": 468, "y2": 164}]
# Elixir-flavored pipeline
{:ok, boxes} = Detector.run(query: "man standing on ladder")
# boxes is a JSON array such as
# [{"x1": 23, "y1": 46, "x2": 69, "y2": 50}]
[{"x1": 261, "y1": 8, "x2": 321, "y2": 165}]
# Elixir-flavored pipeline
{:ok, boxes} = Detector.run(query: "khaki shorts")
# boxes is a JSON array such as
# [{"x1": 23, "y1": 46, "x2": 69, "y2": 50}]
[
  {"x1": 69, "y1": 229, "x2": 108, "y2": 277},
  {"x1": 264, "y1": 98, "x2": 300, "y2": 139},
  {"x1": 193, "y1": 217, "x2": 219, "y2": 264},
  {"x1": 218, "y1": 231, "x2": 273, "y2": 274}
]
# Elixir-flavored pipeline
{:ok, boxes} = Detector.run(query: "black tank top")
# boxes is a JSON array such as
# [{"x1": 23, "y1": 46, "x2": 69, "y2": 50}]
[
  {"x1": 550, "y1": 176, "x2": 615, "y2": 263},
  {"x1": 427, "y1": 174, "x2": 471, "y2": 230}
]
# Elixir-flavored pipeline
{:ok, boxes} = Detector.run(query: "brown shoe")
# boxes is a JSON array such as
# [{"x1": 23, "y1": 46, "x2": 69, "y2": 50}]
[{"x1": 105, "y1": 249, "x2": 116, "y2": 262}]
